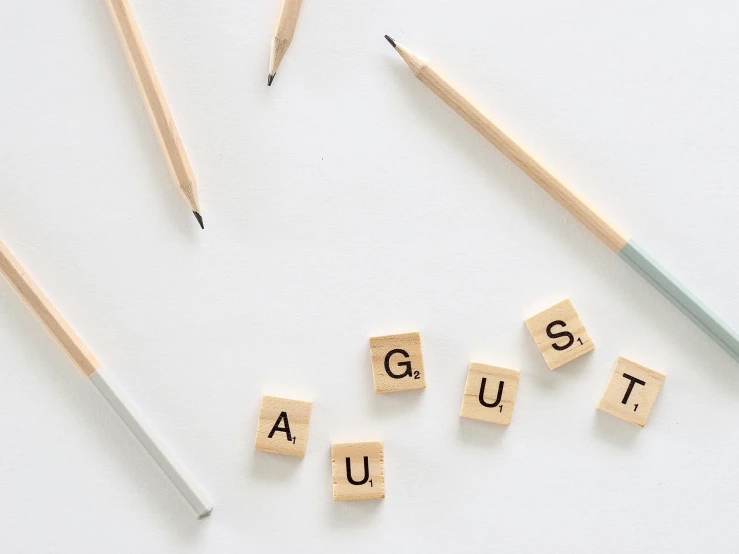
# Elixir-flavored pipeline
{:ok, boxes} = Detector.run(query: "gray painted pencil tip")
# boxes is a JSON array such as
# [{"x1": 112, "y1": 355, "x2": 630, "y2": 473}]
[
  {"x1": 384, "y1": 35, "x2": 396, "y2": 48},
  {"x1": 198, "y1": 507, "x2": 214, "y2": 519},
  {"x1": 267, "y1": 74, "x2": 274, "y2": 86},
  {"x1": 193, "y1": 211, "x2": 204, "y2": 229}
]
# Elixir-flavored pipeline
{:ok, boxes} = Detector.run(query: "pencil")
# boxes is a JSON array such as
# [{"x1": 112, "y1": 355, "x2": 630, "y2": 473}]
[
  {"x1": 0, "y1": 239, "x2": 213, "y2": 518},
  {"x1": 268, "y1": 0, "x2": 303, "y2": 86},
  {"x1": 385, "y1": 35, "x2": 739, "y2": 364},
  {"x1": 106, "y1": 0, "x2": 203, "y2": 229}
]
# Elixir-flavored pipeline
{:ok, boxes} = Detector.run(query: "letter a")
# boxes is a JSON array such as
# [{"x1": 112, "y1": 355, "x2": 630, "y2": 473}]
[{"x1": 267, "y1": 411, "x2": 293, "y2": 442}]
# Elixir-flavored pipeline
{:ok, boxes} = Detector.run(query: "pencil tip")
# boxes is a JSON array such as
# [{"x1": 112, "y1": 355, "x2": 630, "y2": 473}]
[
  {"x1": 267, "y1": 74, "x2": 274, "y2": 86},
  {"x1": 193, "y1": 211, "x2": 204, "y2": 229},
  {"x1": 384, "y1": 35, "x2": 396, "y2": 48}
]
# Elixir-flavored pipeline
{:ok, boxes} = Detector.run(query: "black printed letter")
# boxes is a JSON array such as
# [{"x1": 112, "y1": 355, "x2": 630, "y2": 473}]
[
  {"x1": 345, "y1": 457, "x2": 370, "y2": 486},
  {"x1": 384, "y1": 348, "x2": 412, "y2": 379},
  {"x1": 546, "y1": 320, "x2": 575, "y2": 351},
  {"x1": 478, "y1": 378, "x2": 504, "y2": 408},
  {"x1": 267, "y1": 411, "x2": 293, "y2": 442},
  {"x1": 621, "y1": 373, "x2": 646, "y2": 404}
]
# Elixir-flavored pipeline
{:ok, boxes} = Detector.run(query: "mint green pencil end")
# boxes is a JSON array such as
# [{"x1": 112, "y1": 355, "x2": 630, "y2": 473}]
[{"x1": 619, "y1": 240, "x2": 739, "y2": 363}]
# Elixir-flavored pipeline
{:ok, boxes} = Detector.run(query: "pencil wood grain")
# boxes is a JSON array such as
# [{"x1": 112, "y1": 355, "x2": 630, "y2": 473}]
[
  {"x1": 391, "y1": 41, "x2": 628, "y2": 252},
  {"x1": 388, "y1": 37, "x2": 739, "y2": 364},
  {"x1": 0, "y1": 240, "x2": 99, "y2": 376},
  {"x1": 268, "y1": 0, "x2": 303, "y2": 84},
  {"x1": 0, "y1": 238, "x2": 213, "y2": 516},
  {"x1": 105, "y1": 0, "x2": 201, "y2": 219}
]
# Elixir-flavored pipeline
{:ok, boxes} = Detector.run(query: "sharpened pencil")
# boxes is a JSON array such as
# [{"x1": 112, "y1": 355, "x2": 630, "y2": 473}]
[
  {"x1": 268, "y1": 0, "x2": 303, "y2": 86},
  {"x1": 385, "y1": 35, "x2": 739, "y2": 364},
  {"x1": 0, "y1": 238, "x2": 213, "y2": 518},
  {"x1": 106, "y1": 0, "x2": 203, "y2": 228}
]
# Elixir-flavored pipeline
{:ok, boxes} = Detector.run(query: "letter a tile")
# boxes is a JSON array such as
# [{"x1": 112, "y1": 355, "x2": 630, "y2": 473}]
[
  {"x1": 598, "y1": 357, "x2": 666, "y2": 427},
  {"x1": 331, "y1": 441, "x2": 385, "y2": 500},
  {"x1": 369, "y1": 332, "x2": 426, "y2": 393},
  {"x1": 525, "y1": 299, "x2": 594, "y2": 370},
  {"x1": 254, "y1": 395, "x2": 313, "y2": 457},
  {"x1": 460, "y1": 363, "x2": 520, "y2": 425}
]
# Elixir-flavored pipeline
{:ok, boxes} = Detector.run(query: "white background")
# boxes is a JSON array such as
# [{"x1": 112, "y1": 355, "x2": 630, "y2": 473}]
[{"x1": 2, "y1": 0, "x2": 739, "y2": 552}]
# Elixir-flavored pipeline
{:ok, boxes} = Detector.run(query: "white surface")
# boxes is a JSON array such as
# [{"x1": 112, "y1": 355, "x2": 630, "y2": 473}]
[{"x1": 1, "y1": 0, "x2": 739, "y2": 552}]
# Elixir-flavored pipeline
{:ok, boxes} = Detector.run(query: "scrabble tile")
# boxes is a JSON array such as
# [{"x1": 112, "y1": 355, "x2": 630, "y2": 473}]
[
  {"x1": 460, "y1": 363, "x2": 520, "y2": 425},
  {"x1": 598, "y1": 357, "x2": 666, "y2": 427},
  {"x1": 254, "y1": 395, "x2": 312, "y2": 457},
  {"x1": 331, "y1": 441, "x2": 385, "y2": 501},
  {"x1": 525, "y1": 299, "x2": 594, "y2": 369},
  {"x1": 369, "y1": 332, "x2": 426, "y2": 393}
]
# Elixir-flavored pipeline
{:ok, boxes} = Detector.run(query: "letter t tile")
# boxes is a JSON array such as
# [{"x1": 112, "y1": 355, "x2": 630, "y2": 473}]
[{"x1": 598, "y1": 357, "x2": 666, "y2": 427}]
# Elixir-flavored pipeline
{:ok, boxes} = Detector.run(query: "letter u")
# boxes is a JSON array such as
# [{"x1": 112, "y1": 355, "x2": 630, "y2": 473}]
[
  {"x1": 478, "y1": 377, "x2": 504, "y2": 408},
  {"x1": 345, "y1": 456, "x2": 370, "y2": 486}
]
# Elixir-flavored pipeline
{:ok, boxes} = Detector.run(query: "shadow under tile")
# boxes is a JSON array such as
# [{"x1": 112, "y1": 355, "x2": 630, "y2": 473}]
[{"x1": 592, "y1": 409, "x2": 641, "y2": 449}]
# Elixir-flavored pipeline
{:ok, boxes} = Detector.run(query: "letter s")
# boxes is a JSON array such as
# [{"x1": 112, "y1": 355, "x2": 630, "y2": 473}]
[{"x1": 546, "y1": 320, "x2": 575, "y2": 351}]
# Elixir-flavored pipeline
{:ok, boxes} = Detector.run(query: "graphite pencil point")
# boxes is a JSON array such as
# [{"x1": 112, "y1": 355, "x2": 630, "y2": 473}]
[
  {"x1": 384, "y1": 35, "x2": 396, "y2": 48},
  {"x1": 193, "y1": 211, "x2": 204, "y2": 229}
]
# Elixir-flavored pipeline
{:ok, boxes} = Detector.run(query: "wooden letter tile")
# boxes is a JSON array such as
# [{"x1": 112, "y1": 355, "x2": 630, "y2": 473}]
[
  {"x1": 369, "y1": 332, "x2": 426, "y2": 393},
  {"x1": 331, "y1": 441, "x2": 385, "y2": 501},
  {"x1": 598, "y1": 357, "x2": 666, "y2": 427},
  {"x1": 525, "y1": 299, "x2": 594, "y2": 369},
  {"x1": 254, "y1": 395, "x2": 312, "y2": 457},
  {"x1": 460, "y1": 363, "x2": 520, "y2": 425}
]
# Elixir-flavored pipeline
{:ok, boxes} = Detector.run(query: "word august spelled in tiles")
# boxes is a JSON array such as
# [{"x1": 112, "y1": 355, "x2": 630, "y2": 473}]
[{"x1": 251, "y1": 300, "x2": 668, "y2": 501}]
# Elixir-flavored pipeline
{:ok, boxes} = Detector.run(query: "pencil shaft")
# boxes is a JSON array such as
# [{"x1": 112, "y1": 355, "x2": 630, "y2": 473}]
[
  {"x1": 0, "y1": 240, "x2": 99, "y2": 375},
  {"x1": 269, "y1": 0, "x2": 303, "y2": 78},
  {"x1": 106, "y1": 0, "x2": 200, "y2": 214},
  {"x1": 0, "y1": 238, "x2": 212, "y2": 517},
  {"x1": 391, "y1": 40, "x2": 739, "y2": 363},
  {"x1": 89, "y1": 368, "x2": 213, "y2": 518},
  {"x1": 620, "y1": 241, "x2": 739, "y2": 362},
  {"x1": 400, "y1": 46, "x2": 626, "y2": 252}
]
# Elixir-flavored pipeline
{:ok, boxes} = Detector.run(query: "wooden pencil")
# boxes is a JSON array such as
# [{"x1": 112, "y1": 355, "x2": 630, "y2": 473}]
[
  {"x1": 385, "y1": 35, "x2": 739, "y2": 364},
  {"x1": 106, "y1": 0, "x2": 203, "y2": 228},
  {"x1": 0, "y1": 238, "x2": 213, "y2": 518},
  {"x1": 268, "y1": 0, "x2": 303, "y2": 86}
]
